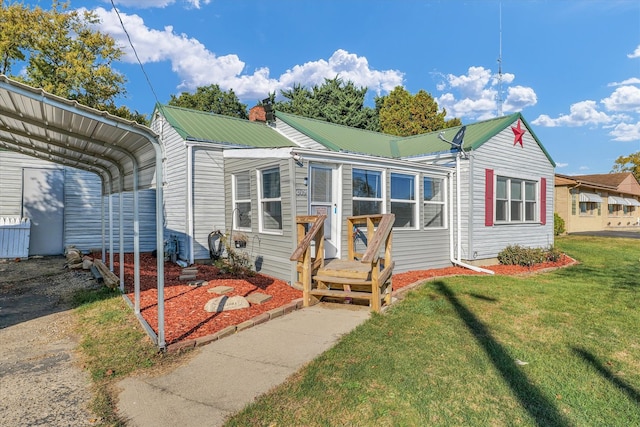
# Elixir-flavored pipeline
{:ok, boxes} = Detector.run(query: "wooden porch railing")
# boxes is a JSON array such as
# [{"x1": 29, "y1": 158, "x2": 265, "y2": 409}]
[
  {"x1": 290, "y1": 215, "x2": 326, "y2": 306},
  {"x1": 291, "y1": 213, "x2": 395, "y2": 312}
]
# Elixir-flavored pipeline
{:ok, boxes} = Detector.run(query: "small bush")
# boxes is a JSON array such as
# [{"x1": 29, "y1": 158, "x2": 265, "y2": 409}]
[
  {"x1": 554, "y1": 213, "x2": 565, "y2": 236},
  {"x1": 214, "y1": 233, "x2": 255, "y2": 277},
  {"x1": 546, "y1": 245, "x2": 564, "y2": 262},
  {"x1": 498, "y1": 244, "x2": 562, "y2": 267}
]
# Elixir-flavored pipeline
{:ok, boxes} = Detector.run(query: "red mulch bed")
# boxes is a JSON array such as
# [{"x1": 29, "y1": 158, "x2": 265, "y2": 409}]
[{"x1": 107, "y1": 253, "x2": 576, "y2": 346}]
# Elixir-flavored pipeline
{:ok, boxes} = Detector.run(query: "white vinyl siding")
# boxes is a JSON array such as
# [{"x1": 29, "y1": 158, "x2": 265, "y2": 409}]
[
  {"x1": 192, "y1": 148, "x2": 225, "y2": 260},
  {"x1": 152, "y1": 115, "x2": 189, "y2": 258},
  {"x1": 225, "y1": 157, "x2": 293, "y2": 281},
  {"x1": 463, "y1": 122, "x2": 554, "y2": 261}
]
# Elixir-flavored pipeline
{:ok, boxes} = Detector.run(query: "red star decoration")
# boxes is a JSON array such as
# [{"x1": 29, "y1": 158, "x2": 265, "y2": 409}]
[{"x1": 511, "y1": 119, "x2": 526, "y2": 147}]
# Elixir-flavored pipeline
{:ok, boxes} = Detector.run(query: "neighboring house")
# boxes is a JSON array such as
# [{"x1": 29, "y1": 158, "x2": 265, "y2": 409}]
[
  {"x1": 151, "y1": 105, "x2": 555, "y2": 284},
  {"x1": 0, "y1": 150, "x2": 157, "y2": 255},
  {"x1": 555, "y1": 172, "x2": 640, "y2": 233}
]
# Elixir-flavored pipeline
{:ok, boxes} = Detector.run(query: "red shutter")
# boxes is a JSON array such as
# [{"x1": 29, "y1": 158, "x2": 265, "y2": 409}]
[
  {"x1": 485, "y1": 169, "x2": 494, "y2": 226},
  {"x1": 540, "y1": 177, "x2": 547, "y2": 225}
]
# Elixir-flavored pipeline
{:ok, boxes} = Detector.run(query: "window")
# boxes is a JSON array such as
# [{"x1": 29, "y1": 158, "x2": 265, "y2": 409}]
[
  {"x1": 390, "y1": 173, "x2": 416, "y2": 228},
  {"x1": 495, "y1": 176, "x2": 538, "y2": 223},
  {"x1": 580, "y1": 202, "x2": 597, "y2": 216},
  {"x1": 258, "y1": 167, "x2": 282, "y2": 232},
  {"x1": 424, "y1": 176, "x2": 446, "y2": 228},
  {"x1": 352, "y1": 168, "x2": 383, "y2": 216},
  {"x1": 232, "y1": 172, "x2": 251, "y2": 230}
]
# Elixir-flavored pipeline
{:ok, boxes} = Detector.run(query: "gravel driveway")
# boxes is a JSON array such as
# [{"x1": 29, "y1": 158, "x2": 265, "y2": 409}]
[{"x1": 0, "y1": 256, "x2": 101, "y2": 426}]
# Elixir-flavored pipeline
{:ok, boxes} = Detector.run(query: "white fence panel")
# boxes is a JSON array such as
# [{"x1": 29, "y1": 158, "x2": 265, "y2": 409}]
[{"x1": 0, "y1": 217, "x2": 31, "y2": 259}]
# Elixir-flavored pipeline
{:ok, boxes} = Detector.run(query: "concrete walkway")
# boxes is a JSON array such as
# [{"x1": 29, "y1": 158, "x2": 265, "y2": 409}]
[{"x1": 116, "y1": 304, "x2": 370, "y2": 427}]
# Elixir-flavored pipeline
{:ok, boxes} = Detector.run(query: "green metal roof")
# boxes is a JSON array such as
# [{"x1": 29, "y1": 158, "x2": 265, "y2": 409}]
[
  {"x1": 275, "y1": 111, "x2": 400, "y2": 157},
  {"x1": 277, "y1": 110, "x2": 555, "y2": 166},
  {"x1": 392, "y1": 113, "x2": 520, "y2": 156},
  {"x1": 156, "y1": 104, "x2": 295, "y2": 148}
]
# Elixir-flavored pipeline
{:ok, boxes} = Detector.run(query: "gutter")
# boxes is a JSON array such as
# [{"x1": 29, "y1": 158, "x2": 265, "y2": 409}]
[{"x1": 450, "y1": 152, "x2": 494, "y2": 275}]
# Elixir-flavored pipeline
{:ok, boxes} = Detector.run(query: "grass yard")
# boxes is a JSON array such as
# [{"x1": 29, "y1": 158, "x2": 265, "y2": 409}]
[{"x1": 225, "y1": 235, "x2": 640, "y2": 426}]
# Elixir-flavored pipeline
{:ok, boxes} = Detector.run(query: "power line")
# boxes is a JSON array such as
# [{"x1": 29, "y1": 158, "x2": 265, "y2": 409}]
[{"x1": 109, "y1": 0, "x2": 161, "y2": 107}]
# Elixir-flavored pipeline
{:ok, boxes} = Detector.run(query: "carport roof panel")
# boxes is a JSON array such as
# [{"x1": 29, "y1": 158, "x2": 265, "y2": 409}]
[{"x1": 0, "y1": 75, "x2": 160, "y2": 193}]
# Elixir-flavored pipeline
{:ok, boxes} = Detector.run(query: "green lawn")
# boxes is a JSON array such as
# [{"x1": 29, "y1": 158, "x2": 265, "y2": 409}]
[{"x1": 225, "y1": 235, "x2": 640, "y2": 426}]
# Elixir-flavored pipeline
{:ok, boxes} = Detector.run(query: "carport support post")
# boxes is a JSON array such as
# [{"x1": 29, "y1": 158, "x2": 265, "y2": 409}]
[
  {"x1": 155, "y1": 149, "x2": 165, "y2": 349},
  {"x1": 133, "y1": 173, "x2": 141, "y2": 315},
  {"x1": 119, "y1": 188, "x2": 125, "y2": 291},
  {"x1": 101, "y1": 192, "x2": 106, "y2": 264},
  {"x1": 109, "y1": 190, "x2": 114, "y2": 271}
]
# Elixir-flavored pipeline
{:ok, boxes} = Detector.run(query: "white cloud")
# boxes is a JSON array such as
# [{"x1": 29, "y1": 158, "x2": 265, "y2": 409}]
[
  {"x1": 609, "y1": 121, "x2": 640, "y2": 141},
  {"x1": 601, "y1": 85, "x2": 640, "y2": 113},
  {"x1": 435, "y1": 66, "x2": 537, "y2": 120},
  {"x1": 628, "y1": 45, "x2": 640, "y2": 59},
  {"x1": 534, "y1": 79, "x2": 640, "y2": 142},
  {"x1": 555, "y1": 163, "x2": 568, "y2": 168},
  {"x1": 110, "y1": 0, "x2": 210, "y2": 8},
  {"x1": 532, "y1": 100, "x2": 615, "y2": 127},
  {"x1": 608, "y1": 77, "x2": 640, "y2": 87},
  {"x1": 504, "y1": 85, "x2": 537, "y2": 111},
  {"x1": 91, "y1": 8, "x2": 403, "y2": 102},
  {"x1": 579, "y1": 166, "x2": 590, "y2": 171}
]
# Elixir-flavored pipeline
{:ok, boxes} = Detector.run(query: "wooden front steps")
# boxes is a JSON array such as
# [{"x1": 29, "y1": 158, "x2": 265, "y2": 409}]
[{"x1": 290, "y1": 214, "x2": 395, "y2": 313}]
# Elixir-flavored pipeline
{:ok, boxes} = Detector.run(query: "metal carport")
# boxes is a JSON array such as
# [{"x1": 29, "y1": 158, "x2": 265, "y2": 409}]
[{"x1": 0, "y1": 75, "x2": 168, "y2": 349}]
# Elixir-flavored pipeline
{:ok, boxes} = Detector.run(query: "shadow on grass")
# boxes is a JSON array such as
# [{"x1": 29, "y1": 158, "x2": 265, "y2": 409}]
[
  {"x1": 435, "y1": 281, "x2": 570, "y2": 427},
  {"x1": 572, "y1": 347, "x2": 640, "y2": 404}
]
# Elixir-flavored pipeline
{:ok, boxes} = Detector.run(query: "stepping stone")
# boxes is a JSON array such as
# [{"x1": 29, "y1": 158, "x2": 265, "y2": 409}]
[
  {"x1": 182, "y1": 267, "x2": 198, "y2": 274},
  {"x1": 179, "y1": 274, "x2": 197, "y2": 281},
  {"x1": 208, "y1": 285, "x2": 234, "y2": 294},
  {"x1": 246, "y1": 292, "x2": 272, "y2": 305},
  {"x1": 187, "y1": 280, "x2": 206, "y2": 287},
  {"x1": 204, "y1": 295, "x2": 250, "y2": 313}
]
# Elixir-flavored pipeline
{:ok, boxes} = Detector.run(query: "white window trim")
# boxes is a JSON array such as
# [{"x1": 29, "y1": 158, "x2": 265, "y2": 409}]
[
  {"x1": 257, "y1": 167, "x2": 283, "y2": 235},
  {"x1": 495, "y1": 175, "x2": 539, "y2": 224},
  {"x1": 423, "y1": 175, "x2": 448, "y2": 229},
  {"x1": 390, "y1": 172, "x2": 418, "y2": 230},
  {"x1": 352, "y1": 167, "x2": 386, "y2": 215},
  {"x1": 232, "y1": 172, "x2": 252, "y2": 232}
]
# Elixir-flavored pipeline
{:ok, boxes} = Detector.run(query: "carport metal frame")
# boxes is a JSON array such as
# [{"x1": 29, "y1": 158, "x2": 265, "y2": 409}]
[{"x1": 0, "y1": 75, "x2": 168, "y2": 349}]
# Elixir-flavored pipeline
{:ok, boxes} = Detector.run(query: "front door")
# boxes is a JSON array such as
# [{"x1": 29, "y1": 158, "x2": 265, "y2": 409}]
[{"x1": 309, "y1": 164, "x2": 340, "y2": 259}]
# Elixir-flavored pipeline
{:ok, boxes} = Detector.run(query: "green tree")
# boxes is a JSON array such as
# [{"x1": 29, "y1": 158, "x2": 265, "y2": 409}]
[
  {"x1": 276, "y1": 77, "x2": 379, "y2": 131},
  {"x1": 0, "y1": 1, "x2": 145, "y2": 123},
  {"x1": 378, "y1": 86, "x2": 461, "y2": 136},
  {"x1": 169, "y1": 84, "x2": 248, "y2": 119},
  {"x1": 612, "y1": 151, "x2": 640, "y2": 181}
]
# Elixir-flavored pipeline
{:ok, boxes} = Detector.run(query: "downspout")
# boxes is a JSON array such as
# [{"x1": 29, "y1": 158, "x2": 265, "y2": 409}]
[
  {"x1": 289, "y1": 154, "x2": 298, "y2": 287},
  {"x1": 186, "y1": 144, "x2": 194, "y2": 264},
  {"x1": 450, "y1": 152, "x2": 494, "y2": 275}
]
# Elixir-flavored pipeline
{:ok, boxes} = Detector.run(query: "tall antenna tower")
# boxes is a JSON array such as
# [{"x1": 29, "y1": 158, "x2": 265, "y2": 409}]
[{"x1": 496, "y1": 1, "x2": 504, "y2": 117}]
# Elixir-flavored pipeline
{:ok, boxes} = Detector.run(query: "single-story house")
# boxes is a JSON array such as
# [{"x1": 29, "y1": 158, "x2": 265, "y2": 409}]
[
  {"x1": 149, "y1": 104, "x2": 555, "y2": 285},
  {"x1": 555, "y1": 172, "x2": 640, "y2": 232}
]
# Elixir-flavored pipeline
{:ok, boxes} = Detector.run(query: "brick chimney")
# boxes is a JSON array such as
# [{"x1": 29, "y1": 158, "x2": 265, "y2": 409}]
[{"x1": 249, "y1": 105, "x2": 266, "y2": 122}]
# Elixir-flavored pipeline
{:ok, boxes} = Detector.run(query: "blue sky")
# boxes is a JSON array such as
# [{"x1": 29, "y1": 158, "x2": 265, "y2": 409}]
[{"x1": 23, "y1": 0, "x2": 640, "y2": 175}]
